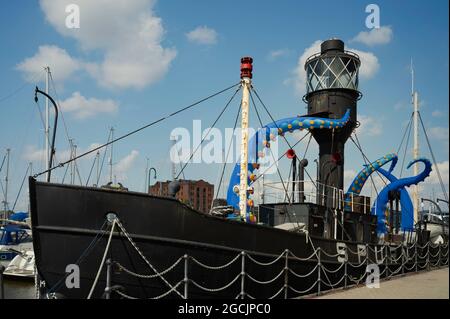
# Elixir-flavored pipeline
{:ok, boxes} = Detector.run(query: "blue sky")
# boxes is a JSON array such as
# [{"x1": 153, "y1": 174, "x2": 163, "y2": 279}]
[{"x1": 0, "y1": 0, "x2": 448, "y2": 211}]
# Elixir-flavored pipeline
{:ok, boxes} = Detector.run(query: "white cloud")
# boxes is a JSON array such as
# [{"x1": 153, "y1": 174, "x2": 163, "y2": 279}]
[
  {"x1": 289, "y1": 40, "x2": 379, "y2": 96},
  {"x1": 357, "y1": 115, "x2": 383, "y2": 137},
  {"x1": 59, "y1": 91, "x2": 118, "y2": 119},
  {"x1": 33, "y1": 0, "x2": 176, "y2": 89},
  {"x1": 267, "y1": 49, "x2": 290, "y2": 61},
  {"x1": 427, "y1": 161, "x2": 449, "y2": 186},
  {"x1": 431, "y1": 110, "x2": 443, "y2": 117},
  {"x1": 16, "y1": 45, "x2": 81, "y2": 83},
  {"x1": 186, "y1": 26, "x2": 218, "y2": 45},
  {"x1": 115, "y1": 150, "x2": 139, "y2": 181},
  {"x1": 351, "y1": 26, "x2": 393, "y2": 47},
  {"x1": 428, "y1": 127, "x2": 449, "y2": 141},
  {"x1": 351, "y1": 49, "x2": 380, "y2": 79}
]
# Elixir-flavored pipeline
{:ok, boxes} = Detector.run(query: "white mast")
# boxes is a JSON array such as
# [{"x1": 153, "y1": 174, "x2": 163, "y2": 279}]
[
  {"x1": 411, "y1": 61, "x2": 420, "y2": 223},
  {"x1": 44, "y1": 66, "x2": 50, "y2": 181},
  {"x1": 239, "y1": 57, "x2": 253, "y2": 220},
  {"x1": 3, "y1": 148, "x2": 10, "y2": 214}
]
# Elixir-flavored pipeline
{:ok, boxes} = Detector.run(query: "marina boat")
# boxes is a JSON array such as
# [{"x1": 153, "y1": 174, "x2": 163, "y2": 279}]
[
  {"x1": 0, "y1": 212, "x2": 35, "y2": 278},
  {"x1": 29, "y1": 39, "x2": 448, "y2": 299}
]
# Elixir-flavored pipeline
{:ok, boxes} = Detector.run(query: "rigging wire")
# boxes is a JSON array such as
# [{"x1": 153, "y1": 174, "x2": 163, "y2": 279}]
[
  {"x1": 249, "y1": 90, "x2": 292, "y2": 204},
  {"x1": 400, "y1": 114, "x2": 414, "y2": 178},
  {"x1": 96, "y1": 130, "x2": 113, "y2": 186},
  {"x1": 417, "y1": 112, "x2": 449, "y2": 203},
  {"x1": 12, "y1": 164, "x2": 31, "y2": 211},
  {"x1": 32, "y1": 82, "x2": 241, "y2": 179},
  {"x1": 175, "y1": 86, "x2": 241, "y2": 179},
  {"x1": 397, "y1": 113, "x2": 414, "y2": 155},
  {"x1": 214, "y1": 102, "x2": 242, "y2": 200},
  {"x1": 251, "y1": 87, "x2": 294, "y2": 150},
  {"x1": 0, "y1": 70, "x2": 44, "y2": 104},
  {"x1": 349, "y1": 134, "x2": 382, "y2": 198}
]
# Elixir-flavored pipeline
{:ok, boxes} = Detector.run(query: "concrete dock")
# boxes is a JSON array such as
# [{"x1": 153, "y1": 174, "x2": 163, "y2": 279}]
[{"x1": 316, "y1": 268, "x2": 449, "y2": 299}]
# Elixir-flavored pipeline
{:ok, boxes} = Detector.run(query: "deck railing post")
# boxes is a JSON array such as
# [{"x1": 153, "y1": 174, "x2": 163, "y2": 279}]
[
  {"x1": 344, "y1": 258, "x2": 347, "y2": 289},
  {"x1": 240, "y1": 252, "x2": 245, "y2": 299},
  {"x1": 183, "y1": 254, "x2": 189, "y2": 299},
  {"x1": 401, "y1": 246, "x2": 405, "y2": 276},
  {"x1": 0, "y1": 265, "x2": 5, "y2": 299},
  {"x1": 385, "y1": 245, "x2": 389, "y2": 279},
  {"x1": 317, "y1": 248, "x2": 321, "y2": 296},
  {"x1": 438, "y1": 243, "x2": 441, "y2": 268},
  {"x1": 284, "y1": 249, "x2": 289, "y2": 299},
  {"x1": 415, "y1": 242, "x2": 418, "y2": 272}
]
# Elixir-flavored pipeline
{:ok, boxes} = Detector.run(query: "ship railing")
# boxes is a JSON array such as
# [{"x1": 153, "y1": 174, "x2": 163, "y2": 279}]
[
  {"x1": 262, "y1": 180, "x2": 371, "y2": 214},
  {"x1": 62, "y1": 217, "x2": 448, "y2": 300}
]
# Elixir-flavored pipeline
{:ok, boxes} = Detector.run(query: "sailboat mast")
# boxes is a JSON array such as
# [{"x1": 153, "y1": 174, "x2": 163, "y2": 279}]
[
  {"x1": 4, "y1": 148, "x2": 10, "y2": 213},
  {"x1": 239, "y1": 57, "x2": 253, "y2": 220},
  {"x1": 45, "y1": 66, "x2": 50, "y2": 182},
  {"x1": 412, "y1": 62, "x2": 420, "y2": 223}
]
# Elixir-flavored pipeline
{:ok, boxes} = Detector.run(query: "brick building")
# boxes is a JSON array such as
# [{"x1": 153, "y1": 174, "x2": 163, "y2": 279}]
[{"x1": 149, "y1": 179, "x2": 214, "y2": 213}]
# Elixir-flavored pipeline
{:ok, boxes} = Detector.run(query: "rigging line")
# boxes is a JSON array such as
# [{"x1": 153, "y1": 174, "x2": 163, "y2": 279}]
[
  {"x1": 214, "y1": 101, "x2": 242, "y2": 200},
  {"x1": 251, "y1": 132, "x2": 311, "y2": 184},
  {"x1": 12, "y1": 164, "x2": 30, "y2": 211},
  {"x1": 49, "y1": 72, "x2": 74, "y2": 146},
  {"x1": 33, "y1": 82, "x2": 241, "y2": 179},
  {"x1": 251, "y1": 87, "x2": 294, "y2": 150},
  {"x1": 349, "y1": 135, "x2": 381, "y2": 198},
  {"x1": 35, "y1": 98, "x2": 62, "y2": 167},
  {"x1": 0, "y1": 153, "x2": 6, "y2": 173},
  {"x1": 397, "y1": 113, "x2": 414, "y2": 155},
  {"x1": 249, "y1": 90, "x2": 291, "y2": 204},
  {"x1": 400, "y1": 115, "x2": 413, "y2": 178},
  {"x1": 85, "y1": 153, "x2": 98, "y2": 186},
  {"x1": 176, "y1": 86, "x2": 241, "y2": 179},
  {"x1": 61, "y1": 159, "x2": 70, "y2": 184},
  {"x1": 418, "y1": 112, "x2": 449, "y2": 203},
  {"x1": 96, "y1": 130, "x2": 113, "y2": 186},
  {"x1": 302, "y1": 133, "x2": 312, "y2": 159},
  {"x1": 0, "y1": 70, "x2": 44, "y2": 104}
]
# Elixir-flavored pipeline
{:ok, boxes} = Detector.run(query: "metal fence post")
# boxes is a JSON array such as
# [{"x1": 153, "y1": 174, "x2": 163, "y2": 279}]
[
  {"x1": 438, "y1": 243, "x2": 441, "y2": 268},
  {"x1": 240, "y1": 252, "x2": 245, "y2": 299},
  {"x1": 385, "y1": 245, "x2": 389, "y2": 279},
  {"x1": 401, "y1": 246, "x2": 405, "y2": 276},
  {"x1": 415, "y1": 242, "x2": 418, "y2": 272},
  {"x1": 0, "y1": 264, "x2": 5, "y2": 299},
  {"x1": 183, "y1": 254, "x2": 189, "y2": 299},
  {"x1": 104, "y1": 258, "x2": 112, "y2": 299},
  {"x1": 284, "y1": 249, "x2": 289, "y2": 299},
  {"x1": 344, "y1": 258, "x2": 347, "y2": 289},
  {"x1": 317, "y1": 248, "x2": 321, "y2": 296}
]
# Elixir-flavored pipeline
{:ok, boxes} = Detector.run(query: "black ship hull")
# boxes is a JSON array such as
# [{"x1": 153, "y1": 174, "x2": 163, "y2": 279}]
[{"x1": 29, "y1": 178, "x2": 445, "y2": 299}]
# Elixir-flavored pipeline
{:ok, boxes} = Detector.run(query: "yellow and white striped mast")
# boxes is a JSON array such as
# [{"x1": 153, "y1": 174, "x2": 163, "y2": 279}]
[{"x1": 239, "y1": 57, "x2": 253, "y2": 220}]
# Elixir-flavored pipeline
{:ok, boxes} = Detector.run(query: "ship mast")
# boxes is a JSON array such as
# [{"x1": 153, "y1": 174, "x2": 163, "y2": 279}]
[
  {"x1": 239, "y1": 57, "x2": 253, "y2": 220},
  {"x1": 411, "y1": 61, "x2": 420, "y2": 223}
]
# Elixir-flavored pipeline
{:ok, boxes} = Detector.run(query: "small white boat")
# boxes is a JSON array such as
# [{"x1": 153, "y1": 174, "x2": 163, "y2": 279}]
[{"x1": 3, "y1": 249, "x2": 35, "y2": 278}]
